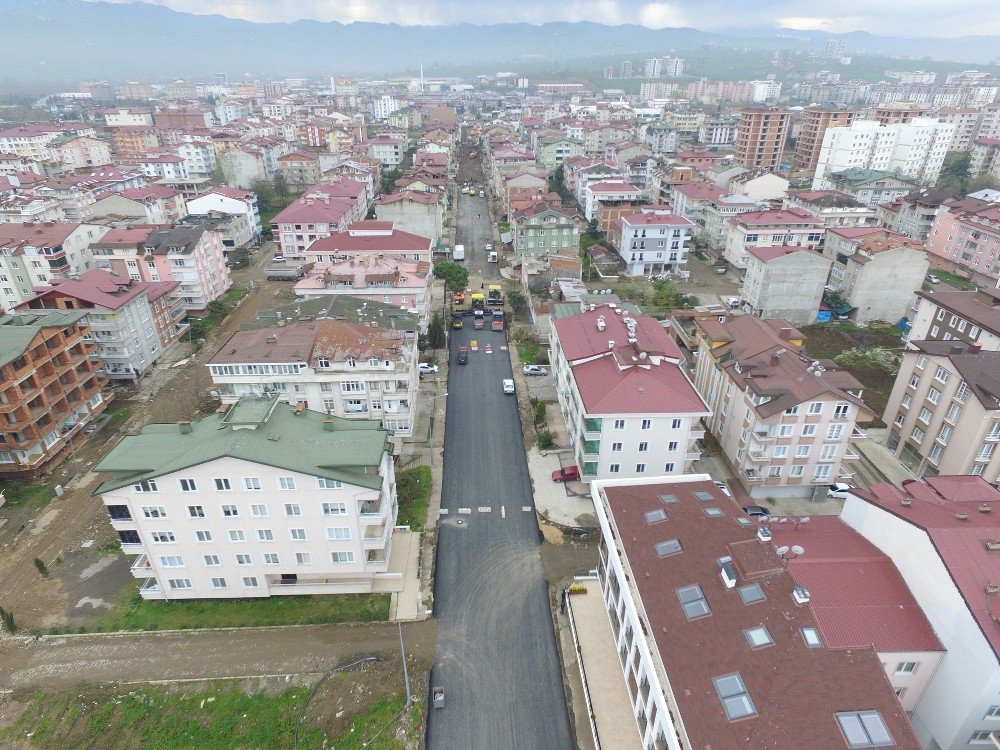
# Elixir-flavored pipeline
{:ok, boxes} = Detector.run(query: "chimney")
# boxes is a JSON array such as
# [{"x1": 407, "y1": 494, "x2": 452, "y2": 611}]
[
  {"x1": 950, "y1": 345, "x2": 963, "y2": 355},
  {"x1": 970, "y1": 341, "x2": 983, "y2": 353},
  {"x1": 596, "y1": 315, "x2": 606, "y2": 331},
  {"x1": 178, "y1": 420, "x2": 192, "y2": 434},
  {"x1": 779, "y1": 327, "x2": 793, "y2": 341},
  {"x1": 608, "y1": 340, "x2": 615, "y2": 350},
  {"x1": 792, "y1": 585, "x2": 811, "y2": 604}
]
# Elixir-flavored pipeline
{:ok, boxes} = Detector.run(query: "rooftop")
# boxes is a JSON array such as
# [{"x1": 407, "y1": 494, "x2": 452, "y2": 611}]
[
  {"x1": 94, "y1": 395, "x2": 389, "y2": 493},
  {"x1": 914, "y1": 289, "x2": 1000, "y2": 337},
  {"x1": 0, "y1": 310, "x2": 89, "y2": 369},
  {"x1": 252, "y1": 296, "x2": 419, "y2": 333},
  {"x1": 732, "y1": 207, "x2": 825, "y2": 228},
  {"x1": 21, "y1": 269, "x2": 177, "y2": 311},
  {"x1": 307, "y1": 227, "x2": 431, "y2": 254},
  {"x1": 907, "y1": 340, "x2": 1000, "y2": 410}
]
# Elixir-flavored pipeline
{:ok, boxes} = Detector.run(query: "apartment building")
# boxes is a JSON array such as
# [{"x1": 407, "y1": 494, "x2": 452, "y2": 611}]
[
  {"x1": 0, "y1": 222, "x2": 108, "y2": 311},
  {"x1": 926, "y1": 200, "x2": 1000, "y2": 288},
  {"x1": 970, "y1": 137, "x2": 1000, "y2": 182},
  {"x1": 0, "y1": 310, "x2": 107, "y2": 477},
  {"x1": 550, "y1": 305, "x2": 710, "y2": 483},
  {"x1": 90, "y1": 185, "x2": 188, "y2": 225},
  {"x1": 812, "y1": 118, "x2": 954, "y2": 189},
  {"x1": 0, "y1": 123, "x2": 96, "y2": 162},
  {"x1": 741, "y1": 246, "x2": 832, "y2": 326},
  {"x1": 511, "y1": 205, "x2": 583, "y2": 259},
  {"x1": 270, "y1": 185, "x2": 368, "y2": 257},
  {"x1": 141, "y1": 224, "x2": 231, "y2": 314},
  {"x1": 210, "y1": 318, "x2": 416, "y2": 436},
  {"x1": 303, "y1": 222, "x2": 433, "y2": 266},
  {"x1": 722, "y1": 207, "x2": 825, "y2": 269},
  {"x1": 843, "y1": 477, "x2": 1000, "y2": 750},
  {"x1": 48, "y1": 135, "x2": 112, "y2": 172},
  {"x1": 365, "y1": 136, "x2": 404, "y2": 166},
  {"x1": 186, "y1": 187, "x2": 263, "y2": 244},
  {"x1": 94, "y1": 395, "x2": 399, "y2": 600},
  {"x1": 883, "y1": 341, "x2": 999, "y2": 482},
  {"x1": 20, "y1": 270, "x2": 183, "y2": 381},
  {"x1": 582, "y1": 181, "x2": 643, "y2": 221},
  {"x1": 935, "y1": 107, "x2": 982, "y2": 152},
  {"x1": 587, "y1": 475, "x2": 921, "y2": 750},
  {"x1": 822, "y1": 168, "x2": 918, "y2": 208},
  {"x1": 782, "y1": 190, "x2": 875, "y2": 228},
  {"x1": 823, "y1": 227, "x2": 929, "y2": 325},
  {"x1": 276, "y1": 151, "x2": 322, "y2": 188},
  {"x1": 608, "y1": 208, "x2": 693, "y2": 276},
  {"x1": 693, "y1": 316, "x2": 872, "y2": 499},
  {"x1": 907, "y1": 289, "x2": 1000, "y2": 350},
  {"x1": 793, "y1": 105, "x2": 858, "y2": 172},
  {"x1": 733, "y1": 107, "x2": 791, "y2": 170},
  {"x1": 374, "y1": 191, "x2": 444, "y2": 246},
  {"x1": 536, "y1": 135, "x2": 585, "y2": 172}
]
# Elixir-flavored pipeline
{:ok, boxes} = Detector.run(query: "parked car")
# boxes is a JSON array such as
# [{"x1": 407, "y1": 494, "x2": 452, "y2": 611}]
[
  {"x1": 418, "y1": 363, "x2": 439, "y2": 374},
  {"x1": 826, "y1": 483, "x2": 857, "y2": 499},
  {"x1": 502, "y1": 379, "x2": 515, "y2": 394},
  {"x1": 452, "y1": 318, "x2": 464, "y2": 329},
  {"x1": 925, "y1": 274, "x2": 941, "y2": 284},
  {"x1": 485, "y1": 243, "x2": 493, "y2": 252},
  {"x1": 457, "y1": 347, "x2": 468, "y2": 365},
  {"x1": 551, "y1": 465, "x2": 580, "y2": 483},
  {"x1": 522, "y1": 364, "x2": 546, "y2": 376},
  {"x1": 742, "y1": 505, "x2": 770, "y2": 518}
]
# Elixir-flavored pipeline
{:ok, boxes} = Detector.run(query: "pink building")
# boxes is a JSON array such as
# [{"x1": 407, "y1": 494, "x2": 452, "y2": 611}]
[
  {"x1": 303, "y1": 221, "x2": 433, "y2": 266},
  {"x1": 926, "y1": 202, "x2": 1000, "y2": 288},
  {"x1": 270, "y1": 179, "x2": 369, "y2": 257},
  {"x1": 138, "y1": 224, "x2": 230, "y2": 314}
]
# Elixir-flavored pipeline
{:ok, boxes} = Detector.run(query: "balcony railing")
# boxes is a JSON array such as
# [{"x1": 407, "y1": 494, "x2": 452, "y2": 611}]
[
  {"x1": 139, "y1": 579, "x2": 165, "y2": 599},
  {"x1": 584, "y1": 417, "x2": 602, "y2": 433},
  {"x1": 849, "y1": 427, "x2": 865, "y2": 440},
  {"x1": 583, "y1": 439, "x2": 601, "y2": 456},
  {"x1": 130, "y1": 554, "x2": 154, "y2": 578}
]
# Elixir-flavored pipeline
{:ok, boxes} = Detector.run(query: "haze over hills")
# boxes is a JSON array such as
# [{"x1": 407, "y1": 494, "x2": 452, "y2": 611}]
[{"x1": 0, "y1": 0, "x2": 999, "y2": 86}]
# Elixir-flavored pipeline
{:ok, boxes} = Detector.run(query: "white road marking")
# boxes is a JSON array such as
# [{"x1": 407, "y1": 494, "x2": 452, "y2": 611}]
[
  {"x1": 478, "y1": 506, "x2": 491, "y2": 513},
  {"x1": 458, "y1": 508, "x2": 472, "y2": 515}
]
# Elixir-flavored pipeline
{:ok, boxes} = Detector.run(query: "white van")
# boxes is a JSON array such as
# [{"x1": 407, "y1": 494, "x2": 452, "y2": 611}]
[
  {"x1": 453, "y1": 244, "x2": 465, "y2": 262},
  {"x1": 488, "y1": 251, "x2": 498, "y2": 263}
]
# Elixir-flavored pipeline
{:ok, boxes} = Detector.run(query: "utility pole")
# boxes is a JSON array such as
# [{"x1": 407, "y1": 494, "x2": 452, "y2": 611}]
[{"x1": 398, "y1": 622, "x2": 412, "y2": 706}]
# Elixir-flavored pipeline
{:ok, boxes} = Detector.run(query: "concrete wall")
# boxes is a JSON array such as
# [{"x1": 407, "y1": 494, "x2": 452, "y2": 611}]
[
  {"x1": 847, "y1": 246, "x2": 929, "y2": 325},
  {"x1": 742, "y1": 251, "x2": 831, "y2": 326}
]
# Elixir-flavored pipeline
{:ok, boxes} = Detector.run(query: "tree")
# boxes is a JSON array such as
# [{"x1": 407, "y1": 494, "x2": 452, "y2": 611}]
[
  {"x1": 586, "y1": 218, "x2": 600, "y2": 238},
  {"x1": 427, "y1": 313, "x2": 446, "y2": 350},
  {"x1": 651, "y1": 277, "x2": 680, "y2": 308},
  {"x1": 272, "y1": 171, "x2": 290, "y2": 200},
  {"x1": 936, "y1": 152, "x2": 971, "y2": 194},
  {"x1": 433, "y1": 261, "x2": 469, "y2": 293},
  {"x1": 379, "y1": 168, "x2": 403, "y2": 196},
  {"x1": 967, "y1": 174, "x2": 1000, "y2": 194},
  {"x1": 507, "y1": 290, "x2": 528, "y2": 316},
  {"x1": 251, "y1": 178, "x2": 278, "y2": 213}
]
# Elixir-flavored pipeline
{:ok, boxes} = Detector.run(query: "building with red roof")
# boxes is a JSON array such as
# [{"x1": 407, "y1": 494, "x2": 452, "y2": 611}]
[
  {"x1": 585, "y1": 475, "x2": 921, "y2": 749},
  {"x1": 742, "y1": 244, "x2": 832, "y2": 326},
  {"x1": 270, "y1": 182, "x2": 369, "y2": 257},
  {"x1": 303, "y1": 221, "x2": 433, "y2": 267},
  {"x1": 722, "y1": 206, "x2": 825, "y2": 268},
  {"x1": 550, "y1": 304, "x2": 709, "y2": 483},
  {"x1": 608, "y1": 207, "x2": 693, "y2": 276},
  {"x1": 844, "y1": 476, "x2": 1000, "y2": 750}
]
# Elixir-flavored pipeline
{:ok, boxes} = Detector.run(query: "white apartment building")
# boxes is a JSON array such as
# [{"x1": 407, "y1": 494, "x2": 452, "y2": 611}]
[
  {"x1": 694, "y1": 316, "x2": 872, "y2": 499},
  {"x1": 844, "y1": 477, "x2": 1000, "y2": 750},
  {"x1": 187, "y1": 187, "x2": 263, "y2": 244},
  {"x1": 371, "y1": 95, "x2": 401, "y2": 121},
  {"x1": 813, "y1": 118, "x2": 954, "y2": 188},
  {"x1": 176, "y1": 140, "x2": 217, "y2": 178},
  {"x1": 550, "y1": 305, "x2": 710, "y2": 483},
  {"x1": 721, "y1": 207, "x2": 825, "y2": 269},
  {"x1": 210, "y1": 319, "x2": 417, "y2": 436},
  {"x1": 611, "y1": 209, "x2": 693, "y2": 276},
  {"x1": 0, "y1": 123, "x2": 97, "y2": 162},
  {"x1": 103, "y1": 109, "x2": 154, "y2": 128},
  {"x1": 95, "y1": 395, "x2": 399, "y2": 600},
  {"x1": 142, "y1": 224, "x2": 231, "y2": 314}
]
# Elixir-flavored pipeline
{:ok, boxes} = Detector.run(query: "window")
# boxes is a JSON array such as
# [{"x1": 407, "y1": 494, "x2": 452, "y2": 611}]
[
  {"x1": 894, "y1": 662, "x2": 917, "y2": 675},
  {"x1": 802, "y1": 424, "x2": 816, "y2": 437},
  {"x1": 704, "y1": 507, "x2": 724, "y2": 516},
  {"x1": 278, "y1": 476, "x2": 296, "y2": 490},
  {"x1": 243, "y1": 477, "x2": 261, "y2": 491},
  {"x1": 203, "y1": 554, "x2": 220, "y2": 566},
  {"x1": 295, "y1": 552, "x2": 313, "y2": 565},
  {"x1": 836, "y1": 711, "x2": 894, "y2": 748},
  {"x1": 614, "y1": 419, "x2": 626, "y2": 429},
  {"x1": 228, "y1": 530, "x2": 246, "y2": 542},
  {"x1": 808, "y1": 402, "x2": 823, "y2": 415},
  {"x1": 713, "y1": 673, "x2": 756, "y2": 721},
  {"x1": 609, "y1": 464, "x2": 621, "y2": 473},
  {"x1": 672, "y1": 418, "x2": 682, "y2": 429},
  {"x1": 664, "y1": 462, "x2": 675, "y2": 472},
  {"x1": 985, "y1": 706, "x2": 1000, "y2": 719},
  {"x1": 159, "y1": 555, "x2": 184, "y2": 567},
  {"x1": 814, "y1": 465, "x2": 831, "y2": 481},
  {"x1": 917, "y1": 408, "x2": 932, "y2": 424},
  {"x1": 934, "y1": 366, "x2": 950, "y2": 384},
  {"x1": 802, "y1": 627, "x2": 822, "y2": 647},
  {"x1": 773, "y1": 446, "x2": 788, "y2": 458},
  {"x1": 970, "y1": 731, "x2": 997, "y2": 744},
  {"x1": 956, "y1": 382, "x2": 970, "y2": 402},
  {"x1": 331, "y1": 551, "x2": 355, "y2": 564},
  {"x1": 250, "y1": 504, "x2": 267, "y2": 518},
  {"x1": 317, "y1": 478, "x2": 343, "y2": 490},
  {"x1": 639, "y1": 419, "x2": 652, "y2": 431},
  {"x1": 242, "y1": 576, "x2": 258, "y2": 588},
  {"x1": 611, "y1": 442, "x2": 623, "y2": 452},
  {"x1": 188, "y1": 505, "x2": 205, "y2": 518},
  {"x1": 790, "y1": 465, "x2": 804, "y2": 477},
  {"x1": 768, "y1": 466, "x2": 782, "y2": 478},
  {"x1": 820, "y1": 444, "x2": 838, "y2": 461},
  {"x1": 826, "y1": 424, "x2": 844, "y2": 440},
  {"x1": 133, "y1": 479, "x2": 158, "y2": 493},
  {"x1": 635, "y1": 463, "x2": 646, "y2": 473},
  {"x1": 167, "y1": 579, "x2": 192, "y2": 590},
  {"x1": 221, "y1": 504, "x2": 239, "y2": 517},
  {"x1": 141, "y1": 506, "x2": 168, "y2": 519},
  {"x1": 901, "y1": 394, "x2": 912, "y2": 409},
  {"x1": 236, "y1": 553, "x2": 252, "y2": 566},
  {"x1": 660, "y1": 494, "x2": 678, "y2": 504},
  {"x1": 263, "y1": 553, "x2": 279, "y2": 565},
  {"x1": 179, "y1": 478, "x2": 197, "y2": 492},
  {"x1": 195, "y1": 530, "x2": 213, "y2": 543},
  {"x1": 908, "y1": 374, "x2": 920, "y2": 389},
  {"x1": 214, "y1": 478, "x2": 231, "y2": 491},
  {"x1": 795, "y1": 446, "x2": 811, "y2": 458},
  {"x1": 677, "y1": 584, "x2": 710, "y2": 619},
  {"x1": 779, "y1": 425, "x2": 794, "y2": 437},
  {"x1": 290, "y1": 528, "x2": 307, "y2": 541},
  {"x1": 326, "y1": 527, "x2": 351, "y2": 540},
  {"x1": 911, "y1": 427, "x2": 925, "y2": 444},
  {"x1": 738, "y1": 583, "x2": 765, "y2": 604},
  {"x1": 323, "y1": 502, "x2": 347, "y2": 516},
  {"x1": 668, "y1": 441, "x2": 678, "y2": 451},
  {"x1": 638, "y1": 442, "x2": 649, "y2": 452},
  {"x1": 834, "y1": 402, "x2": 850, "y2": 418},
  {"x1": 211, "y1": 577, "x2": 227, "y2": 589},
  {"x1": 151, "y1": 531, "x2": 175, "y2": 543},
  {"x1": 784, "y1": 406, "x2": 800, "y2": 416},
  {"x1": 284, "y1": 503, "x2": 302, "y2": 517},
  {"x1": 927, "y1": 387, "x2": 940, "y2": 405},
  {"x1": 257, "y1": 529, "x2": 274, "y2": 542},
  {"x1": 744, "y1": 626, "x2": 772, "y2": 649}
]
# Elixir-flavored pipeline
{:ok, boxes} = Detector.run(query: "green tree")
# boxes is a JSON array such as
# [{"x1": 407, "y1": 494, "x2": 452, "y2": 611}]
[
  {"x1": 272, "y1": 171, "x2": 290, "y2": 200},
  {"x1": 507, "y1": 289, "x2": 528, "y2": 316},
  {"x1": 967, "y1": 174, "x2": 1000, "y2": 194},
  {"x1": 433, "y1": 261, "x2": 469, "y2": 293},
  {"x1": 936, "y1": 152, "x2": 971, "y2": 194},
  {"x1": 251, "y1": 179, "x2": 278, "y2": 213},
  {"x1": 427, "y1": 313, "x2": 446, "y2": 350},
  {"x1": 586, "y1": 218, "x2": 600, "y2": 238},
  {"x1": 651, "y1": 277, "x2": 680, "y2": 308},
  {"x1": 379, "y1": 168, "x2": 403, "y2": 196}
]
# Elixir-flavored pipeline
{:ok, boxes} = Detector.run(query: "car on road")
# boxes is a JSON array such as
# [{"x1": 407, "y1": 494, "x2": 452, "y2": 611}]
[
  {"x1": 485, "y1": 243, "x2": 493, "y2": 251},
  {"x1": 925, "y1": 274, "x2": 941, "y2": 284},
  {"x1": 522, "y1": 364, "x2": 546, "y2": 376},
  {"x1": 479, "y1": 190, "x2": 485, "y2": 198},
  {"x1": 457, "y1": 347, "x2": 468, "y2": 365},
  {"x1": 418, "y1": 363, "x2": 439, "y2": 374},
  {"x1": 826, "y1": 483, "x2": 857, "y2": 499},
  {"x1": 502, "y1": 379, "x2": 515, "y2": 394},
  {"x1": 551, "y1": 465, "x2": 580, "y2": 483},
  {"x1": 742, "y1": 505, "x2": 770, "y2": 518}
]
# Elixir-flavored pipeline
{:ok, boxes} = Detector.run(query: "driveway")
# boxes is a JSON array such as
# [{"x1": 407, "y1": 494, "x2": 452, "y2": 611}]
[{"x1": 427, "y1": 234, "x2": 573, "y2": 745}]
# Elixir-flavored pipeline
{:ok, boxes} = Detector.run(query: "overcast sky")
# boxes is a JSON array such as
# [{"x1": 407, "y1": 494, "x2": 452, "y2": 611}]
[{"x1": 93, "y1": 0, "x2": 999, "y2": 36}]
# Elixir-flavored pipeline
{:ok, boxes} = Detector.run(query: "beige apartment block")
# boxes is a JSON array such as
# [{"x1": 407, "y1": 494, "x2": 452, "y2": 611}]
[
  {"x1": 694, "y1": 316, "x2": 873, "y2": 499},
  {"x1": 883, "y1": 342, "x2": 999, "y2": 483}
]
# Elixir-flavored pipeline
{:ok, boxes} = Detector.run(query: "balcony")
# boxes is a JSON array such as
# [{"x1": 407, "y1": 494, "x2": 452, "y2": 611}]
[
  {"x1": 120, "y1": 542, "x2": 143, "y2": 554},
  {"x1": 744, "y1": 468, "x2": 764, "y2": 483},
  {"x1": 139, "y1": 579, "x2": 165, "y2": 600},
  {"x1": 746, "y1": 449, "x2": 768, "y2": 463},
  {"x1": 130, "y1": 554, "x2": 155, "y2": 578},
  {"x1": 849, "y1": 427, "x2": 865, "y2": 440},
  {"x1": 685, "y1": 451, "x2": 701, "y2": 462},
  {"x1": 583, "y1": 439, "x2": 601, "y2": 456},
  {"x1": 689, "y1": 429, "x2": 705, "y2": 441},
  {"x1": 843, "y1": 449, "x2": 860, "y2": 461},
  {"x1": 584, "y1": 417, "x2": 602, "y2": 434},
  {"x1": 363, "y1": 524, "x2": 389, "y2": 546},
  {"x1": 752, "y1": 430, "x2": 775, "y2": 441}
]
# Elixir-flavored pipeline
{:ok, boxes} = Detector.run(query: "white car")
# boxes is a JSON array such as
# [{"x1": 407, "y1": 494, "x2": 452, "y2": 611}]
[
  {"x1": 502, "y1": 379, "x2": 515, "y2": 394},
  {"x1": 418, "y1": 363, "x2": 439, "y2": 374},
  {"x1": 925, "y1": 274, "x2": 941, "y2": 284},
  {"x1": 522, "y1": 365, "x2": 546, "y2": 376},
  {"x1": 826, "y1": 483, "x2": 857, "y2": 499}
]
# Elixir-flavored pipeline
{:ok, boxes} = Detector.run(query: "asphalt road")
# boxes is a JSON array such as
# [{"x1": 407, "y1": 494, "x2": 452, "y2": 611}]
[
  {"x1": 454, "y1": 155, "x2": 500, "y2": 283},
  {"x1": 427, "y1": 193, "x2": 573, "y2": 749}
]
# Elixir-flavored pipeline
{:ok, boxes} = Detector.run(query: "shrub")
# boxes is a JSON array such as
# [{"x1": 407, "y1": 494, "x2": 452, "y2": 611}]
[
  {"x1": 33, "y1": 558, "x2": 49, "y2": 578},
  {"x1": 534, "y1": 401, "x2": 547, "y2": 427},
  {"x1": 537, "y1": 432, "x2": 556, "y2": 450},
  {"x1": 0, "y1": 605, "x2": 17, "y2": 633}
]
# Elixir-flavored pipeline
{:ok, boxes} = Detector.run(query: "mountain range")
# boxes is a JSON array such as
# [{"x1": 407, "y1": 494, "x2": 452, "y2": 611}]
[{"x1": 0, "y1": 0, "x2": 998, "y2": 87}]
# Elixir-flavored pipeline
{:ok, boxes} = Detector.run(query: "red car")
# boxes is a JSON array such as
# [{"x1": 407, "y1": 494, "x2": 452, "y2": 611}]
[{"x1": 551, "y1": 465, "x2": 580, "y2": 483}]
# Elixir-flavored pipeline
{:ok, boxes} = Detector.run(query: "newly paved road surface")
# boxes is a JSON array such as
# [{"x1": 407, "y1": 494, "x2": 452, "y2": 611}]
[{"x1": 426, "y1": 187, "x2": 573, "y2": 749}]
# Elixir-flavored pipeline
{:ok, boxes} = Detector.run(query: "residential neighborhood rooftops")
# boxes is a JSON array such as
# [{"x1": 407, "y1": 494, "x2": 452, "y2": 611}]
[
  {"x1": 746, "y1": 245, "x2": 825, "y2": 263},
  {"x1": 307, "y1": 226, "x2": 431, "y2": 254},
  {"x1": 619, "y1": 212, "x2": 692, "y2": 227},
  {"x1": 786, "y1": 190, "x2": 865, "y2": 208},
  {"x1": 0, "y1": 221, "x2": 83, "y2": 251},
  {"x1": 21, "y1": 269, "x2": 177, "y2": 311},
  {"x1": 94, "y1": 394, "x2": 389, "y2": 493},
  {"x1": 252, "y1": 296, "x2": 419, "y2": 333},
  {"x1": 730, "y1": 207, "x2": 825, "y2": 227}
]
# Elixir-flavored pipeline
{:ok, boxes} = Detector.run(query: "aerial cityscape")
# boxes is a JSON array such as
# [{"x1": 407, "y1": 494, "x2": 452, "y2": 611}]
[{"x1": 0, "y1": 1, "x2": 999, "y2": 748}]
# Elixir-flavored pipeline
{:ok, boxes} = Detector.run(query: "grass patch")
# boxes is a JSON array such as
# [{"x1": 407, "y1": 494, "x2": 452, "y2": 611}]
[
  {"x1": 931, "y1": 270, "x2": 977, "y2": 290},
  {"x1": 0, "y1": 480, "x2": 56, "y2": 510},
  {"x1": 107, "y1": 405, "x2": 134, "y2": 423},
  {"x1": 4, "y1": 686, "x2": 330, "y2": 750},
  {"x1": 99, "y1": 591, "x2": 389, "y2": 632},
  {"x1": 515, "y1": 339, "x2": 548, "y2": 365},
  {"x1": 396, "y1": 466, "x2": 431, "y2": 531},
  {"x1": 331, "y1": 694, "x2": 412, "y2": 750}
]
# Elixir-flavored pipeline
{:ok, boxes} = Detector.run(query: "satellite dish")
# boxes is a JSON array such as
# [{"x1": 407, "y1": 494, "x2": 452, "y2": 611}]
[
  {"x1": 791, "y1": 545, "x2": 805, "y2": 555},
  {"x1": 800, "y1": 517, "x2": 811, "y2": 524},
  {"x1": 775, "y1": 546, "x2": 790, "y2": 556}
]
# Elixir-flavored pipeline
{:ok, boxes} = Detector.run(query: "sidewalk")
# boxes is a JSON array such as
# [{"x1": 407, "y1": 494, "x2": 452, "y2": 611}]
[
  {"x1": 855, "y1": 427, "x2": 917, "y2": 486},
  {"x1": 527, "y1": 447, "x2": 597, "y2": 528}
]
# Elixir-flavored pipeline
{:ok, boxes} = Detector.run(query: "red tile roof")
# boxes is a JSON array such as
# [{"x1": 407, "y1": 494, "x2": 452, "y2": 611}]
[
  {"x1": 24, "y1": 269, "x2": 172, "y2": 310},
  {"x1": 621, "y1": 212, "x2": 693, "y2": 227},
  {"x1": 587, "y1": 181, "x2": 641, "y2": 193},
  {"x1": 770, "y1": 516, "x2": 943, "y2": 652},
  {"x1": 307, "y1": 228, "x2": 431, "y2": 254},
  {"x1": 673, "y1": 183, "x2": 727, "y2": 201},
  {"x1": 746, "y1": 244, "x2": 825, "y2": 262},
  {"x1": 851, "y1": 477, "x2": 1000, "y2": 659},
  {"x1": 732, "y1": 207, "x2": 825, "y2": 227}
]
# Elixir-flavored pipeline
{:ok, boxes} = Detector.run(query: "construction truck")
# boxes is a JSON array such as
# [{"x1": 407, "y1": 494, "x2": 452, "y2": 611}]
[
  {"x1": 487, "y1": 284, "x2": 503, "y2": 308},
  {"x1": 491, "y1": 309, "x2": 505, "y2": 331},
  {"x1": 473, "y1": 310, "x2": 486, "y2": 329},
  {"x1": 471, "y1": 292, "x2": 486, "y2": 312}
]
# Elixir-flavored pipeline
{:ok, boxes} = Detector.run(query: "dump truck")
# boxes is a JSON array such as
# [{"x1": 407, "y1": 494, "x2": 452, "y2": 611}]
[
  {"x1": 265, "y1": 261, "x2": 313, "y2": 280},
  {"x1": 471, "y1": 292, "x2": 485, "y2": 311},
  {"x1": 487, "y1": 284, "x2": 503, "y2": 307}
]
